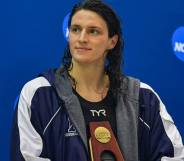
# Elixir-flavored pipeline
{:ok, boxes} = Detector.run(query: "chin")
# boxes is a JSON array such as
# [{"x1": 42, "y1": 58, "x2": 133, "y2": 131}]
[
  {"x1": 72, "y1": 55, "x2": 93, "y2": 63},
  {"x1": 74, "y1": 59, "x2": 94, "y2": 64}
]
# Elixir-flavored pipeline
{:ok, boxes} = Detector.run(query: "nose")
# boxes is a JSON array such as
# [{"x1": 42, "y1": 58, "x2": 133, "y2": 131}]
[{"x1": 78, "y1": 30, "x2": 88, "y2": 43}]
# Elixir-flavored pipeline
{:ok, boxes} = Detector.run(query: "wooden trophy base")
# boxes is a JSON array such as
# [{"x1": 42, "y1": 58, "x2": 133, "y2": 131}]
[{"x1": 89, "y1": 121, "x2": 125, "y2": 161}]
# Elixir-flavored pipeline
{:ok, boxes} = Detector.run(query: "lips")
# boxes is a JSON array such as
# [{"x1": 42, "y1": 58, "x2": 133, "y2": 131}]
[{"x1": 75, "y1": 47, "x2": 92, "y2": 51}]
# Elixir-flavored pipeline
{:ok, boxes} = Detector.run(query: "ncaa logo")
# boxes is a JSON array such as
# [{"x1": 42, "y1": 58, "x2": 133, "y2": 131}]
[
  {"x1": 172, "y1": 27, "x2": 184, "y2": 62},
  {"x1": 62, "y1": 13, "x2": 70, "y2": 41}
]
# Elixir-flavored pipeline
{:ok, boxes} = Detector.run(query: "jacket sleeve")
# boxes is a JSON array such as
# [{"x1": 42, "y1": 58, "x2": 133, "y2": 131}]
[
  {"x1": 139, "y1": 83, "x2": 184, "y2": 161},
  {"x1": 158, "y1": 98, "x2": 184, "y2": 161},
  {"x1": 10, "y1": 79, "x2": 51, "y2": 161}
]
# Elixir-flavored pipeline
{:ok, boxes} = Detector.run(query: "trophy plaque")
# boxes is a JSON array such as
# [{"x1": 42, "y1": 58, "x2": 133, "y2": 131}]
[{"x1": 89, "y1": 121, "x2": 125, "y2": 161}]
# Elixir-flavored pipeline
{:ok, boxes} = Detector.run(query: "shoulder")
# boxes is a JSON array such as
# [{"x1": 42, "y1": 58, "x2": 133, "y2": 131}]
[
  {"x1": 23, "y1": 77, "x2": 51, "y2": 90},
  {"x1": 122, "y1": 76, "x2": 157, "y2": 96},
  {"x1": 139, "y1": 82, "x2": 159, "y2": 104},
  {"x1": 20, "y1": 77, "x2": 51, "y2": 106},
  {"x1": 121, "y1": 76, "x2": 166, "y2": 113},
  {"x1": 139, "y1": 81, "x2": 174, "y2": 123},
  {"x1": 121, "y1": 75, "x2": 161, "y2": 105},
  {"x1": 120, "y1": 76, "x2": 162, "y2": 105},
  {"x1": 139, "y1": 81, "x2": 163, "y2": 109},
  {"x1": 140, "y1": 82, "x2": 159, "y2": 98}
]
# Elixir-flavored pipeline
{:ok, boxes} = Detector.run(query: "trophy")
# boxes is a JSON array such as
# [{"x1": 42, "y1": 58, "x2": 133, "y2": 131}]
[{"x1": 89, "y1": 121, "x2": 125, "y2": 161}]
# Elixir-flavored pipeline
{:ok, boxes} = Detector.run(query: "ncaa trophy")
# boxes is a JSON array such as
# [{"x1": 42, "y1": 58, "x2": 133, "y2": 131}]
[{"x1": 89, "y1": 121, "x2": 125, "y2": 161}]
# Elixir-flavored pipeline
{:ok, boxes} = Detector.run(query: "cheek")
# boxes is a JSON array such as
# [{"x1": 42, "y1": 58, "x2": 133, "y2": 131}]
[
  {"x1": 68, "y1": 33, "x2": 76, "y2": 45},
  {"x1": 94, "y1": 40, "x2": 109, "y2": 53},
  {"x1": 68, "y1": 36, "x2": 75, "y2": 50}
]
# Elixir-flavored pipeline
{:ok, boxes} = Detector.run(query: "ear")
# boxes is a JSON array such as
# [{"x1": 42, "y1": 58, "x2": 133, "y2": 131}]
[{"x1": 108, "y1": 34, "x2": 118, "y2": 50}]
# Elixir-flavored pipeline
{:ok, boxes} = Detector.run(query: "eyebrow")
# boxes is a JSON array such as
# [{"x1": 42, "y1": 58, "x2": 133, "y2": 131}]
[{"x1": 70, "y1": 24, "x2": 102, "y2": 30}]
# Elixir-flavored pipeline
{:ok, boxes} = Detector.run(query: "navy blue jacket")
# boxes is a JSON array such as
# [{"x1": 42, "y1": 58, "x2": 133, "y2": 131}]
[{"x1": 11, "y1": 68, "x2": 184, "y2": 161}]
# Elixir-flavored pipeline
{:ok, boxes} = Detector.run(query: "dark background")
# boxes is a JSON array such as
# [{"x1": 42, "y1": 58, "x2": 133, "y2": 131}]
[{"x1": 0, "y1": 0, "x2": 184, "y2": 160}]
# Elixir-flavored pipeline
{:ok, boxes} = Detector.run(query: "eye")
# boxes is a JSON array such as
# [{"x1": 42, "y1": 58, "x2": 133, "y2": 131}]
[
  {"x1": 70, "y1": 26, "x2": 81, "y2": 34},
  {"x1": 88, "y1": 28, "x2": 100, "y2": 35}
]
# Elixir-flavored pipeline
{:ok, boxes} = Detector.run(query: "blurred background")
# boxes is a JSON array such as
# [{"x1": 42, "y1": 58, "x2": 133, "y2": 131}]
[{"x1": 0, "y1": 0, "x2": 184, "y2": 160}]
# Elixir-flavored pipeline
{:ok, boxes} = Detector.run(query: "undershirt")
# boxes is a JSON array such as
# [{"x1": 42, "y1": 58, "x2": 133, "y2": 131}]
[{"x1": 73, "y1": 88, "x2": 117, "y2": 140}]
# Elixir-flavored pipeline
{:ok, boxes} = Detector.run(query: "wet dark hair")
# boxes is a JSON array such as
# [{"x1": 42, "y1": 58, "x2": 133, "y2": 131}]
[{"x1": 62, "y1": 0, "x2": 124, "y2": 97}]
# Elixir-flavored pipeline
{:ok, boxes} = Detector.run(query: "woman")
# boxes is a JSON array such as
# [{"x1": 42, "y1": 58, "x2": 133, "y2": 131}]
[{"x1": 11, "y1": 0, "x2": 184, "y2": 161}]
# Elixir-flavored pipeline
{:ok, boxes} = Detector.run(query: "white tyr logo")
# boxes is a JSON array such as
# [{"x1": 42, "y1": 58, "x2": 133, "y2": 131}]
[{"x1": 90, "y1": 109, "x2": 107, "y2": 117}]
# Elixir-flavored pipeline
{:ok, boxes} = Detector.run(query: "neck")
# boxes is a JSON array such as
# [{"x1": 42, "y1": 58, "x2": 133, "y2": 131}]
[{"x1": 69, "y1": 59, "x2": 109, "y2": 101}]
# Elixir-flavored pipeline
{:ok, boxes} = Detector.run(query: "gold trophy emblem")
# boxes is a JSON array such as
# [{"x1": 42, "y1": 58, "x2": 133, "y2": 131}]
[{"x1": 94, "y1": 127, "x2": 111, "y2": 143}]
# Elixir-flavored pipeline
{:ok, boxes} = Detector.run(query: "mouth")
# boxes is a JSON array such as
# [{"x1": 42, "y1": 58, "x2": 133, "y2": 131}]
[{"x1": 75, "y1": 47, "x2": 92, "y2": 51}]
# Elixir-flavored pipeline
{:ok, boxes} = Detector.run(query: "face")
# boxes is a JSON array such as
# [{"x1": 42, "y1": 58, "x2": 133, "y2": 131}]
[{"x1": 68, "y1": 9, "x2": 118, "y2": 65}]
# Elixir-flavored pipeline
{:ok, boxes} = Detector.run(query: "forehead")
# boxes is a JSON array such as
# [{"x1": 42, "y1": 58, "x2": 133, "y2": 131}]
[{"x1": 71, "y1": 9, "x2": 108, "y2": 28}]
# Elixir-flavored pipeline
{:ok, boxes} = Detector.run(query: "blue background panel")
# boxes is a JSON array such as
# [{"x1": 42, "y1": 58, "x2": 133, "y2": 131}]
[{"x1": 0, "y1": 0, "x2": 184, "y2": 160}]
